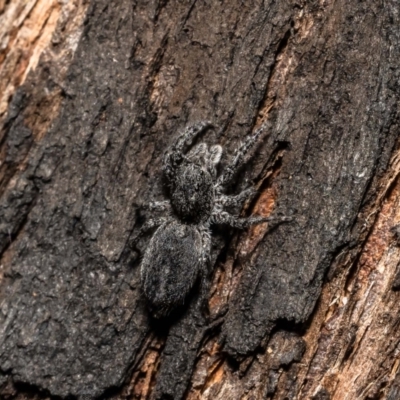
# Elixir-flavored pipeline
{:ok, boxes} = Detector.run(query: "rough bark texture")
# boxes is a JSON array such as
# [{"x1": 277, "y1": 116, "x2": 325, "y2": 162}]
[{"x1": 0, "y1": 0, "x2": 399, "y2": 399}]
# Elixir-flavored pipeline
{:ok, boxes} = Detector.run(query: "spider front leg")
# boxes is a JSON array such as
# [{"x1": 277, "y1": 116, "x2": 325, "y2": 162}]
[
  {"x1": 211, "y1": 211, "x2": 291, "y2": 229},
  {"x1": 217, "y1": 125, "x2": 265, "y2": 188},
  {"x1": 163, "y1": 121, "x2": 213, "y2": 182}
]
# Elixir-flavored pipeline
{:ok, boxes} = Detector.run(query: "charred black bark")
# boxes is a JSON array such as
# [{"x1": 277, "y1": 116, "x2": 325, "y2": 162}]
[{"x1": 0, "y1": 1, "x2": 399, "y2": 399}]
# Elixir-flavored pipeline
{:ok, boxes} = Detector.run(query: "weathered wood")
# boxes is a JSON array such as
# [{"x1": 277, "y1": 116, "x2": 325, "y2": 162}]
[{"x1": 0, "y1": 0, "x2": 399, "y2": 399}]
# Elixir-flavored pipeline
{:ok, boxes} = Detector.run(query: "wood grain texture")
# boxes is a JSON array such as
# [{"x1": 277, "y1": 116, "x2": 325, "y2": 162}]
[{"x1": 0, "y1": 0, "x2": 399, "y2": 399}]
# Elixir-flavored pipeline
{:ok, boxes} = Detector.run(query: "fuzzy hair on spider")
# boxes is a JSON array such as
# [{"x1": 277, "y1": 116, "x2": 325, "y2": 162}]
[{"x1": 137, "y1": 121, "x2": 289, "y2": 318}]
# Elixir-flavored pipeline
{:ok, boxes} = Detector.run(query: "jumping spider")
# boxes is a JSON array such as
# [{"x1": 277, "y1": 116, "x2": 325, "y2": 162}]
[{"x1": 137, "y1": 122, "x2": 289, "y2": 318}]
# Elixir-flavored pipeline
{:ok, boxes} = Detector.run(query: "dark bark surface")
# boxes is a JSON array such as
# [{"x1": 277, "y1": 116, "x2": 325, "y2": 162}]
[{"x1": 0, "y1": 1, "x2": 399, "y2": 399}]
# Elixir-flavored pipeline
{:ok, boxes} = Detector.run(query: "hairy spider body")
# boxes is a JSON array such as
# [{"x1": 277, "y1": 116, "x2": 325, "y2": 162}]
[
  {"x1": 138, "y1": 121, "x2": 288, "y2": 318},
  {"x1": 141, "y1": 221, "x2": 202, "y2": 318},
  {"x1": 170, "y1": 163, "x2": 214, "y2": 223}
]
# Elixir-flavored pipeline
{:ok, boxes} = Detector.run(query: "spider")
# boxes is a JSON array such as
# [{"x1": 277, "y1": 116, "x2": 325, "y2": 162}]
[{"x1": 136, "y1": 122, "x2": 289, "y2": 318}]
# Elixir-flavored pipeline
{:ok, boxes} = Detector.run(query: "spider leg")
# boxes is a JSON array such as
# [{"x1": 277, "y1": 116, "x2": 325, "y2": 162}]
[
  {"x1": 211, "y1": 210, "x2": 291, "y2": 229},
  {"x1": 163, "y1": 121, "x2": 213, "y2": 182},
  {"x1": 198, "y1": 225, "x2": 212, "y2": 311},
  {"x1": 131, "y1": 217, "x2": 168, "y2": 248},
  {"x1": 216, "y1": 187, "x2": 256, "y2": 209},
  {"x1": 217, "y1": 125, "x2": 265, "y2": 188},
  {"x1": 199, "y1": 225, "x2": 211, "y2": 275},
  {"x1": 147, "y1": 200, "x2": 171, "y2": 213}
]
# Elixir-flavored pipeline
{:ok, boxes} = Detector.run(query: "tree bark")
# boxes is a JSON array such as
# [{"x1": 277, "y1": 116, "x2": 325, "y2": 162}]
[{"x1": 0, "y1": 1, "x2": 399, "y2": 399}]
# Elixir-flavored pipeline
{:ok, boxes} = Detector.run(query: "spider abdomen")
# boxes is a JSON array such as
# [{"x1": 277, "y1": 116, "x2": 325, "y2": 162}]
[
  {"x1": 140, "y1": 221, "x2": 202, "y2": 318},
  {"x1": 170, "y1": 164, "x2": 214, "y2": 223}
]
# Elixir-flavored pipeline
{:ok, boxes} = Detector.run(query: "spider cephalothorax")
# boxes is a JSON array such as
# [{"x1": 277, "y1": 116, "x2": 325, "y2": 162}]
[
  {"x1": 137, "y1": 122, "x2": 289, "y2": 318},
  {"x1": 168, "y1": 142, "x2": 221, "y2": 224}
]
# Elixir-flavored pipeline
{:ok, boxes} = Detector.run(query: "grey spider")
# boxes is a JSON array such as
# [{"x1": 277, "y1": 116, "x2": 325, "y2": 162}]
[{"x1": 136, "y1": 121, "x2": 288, "y2": 318}]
